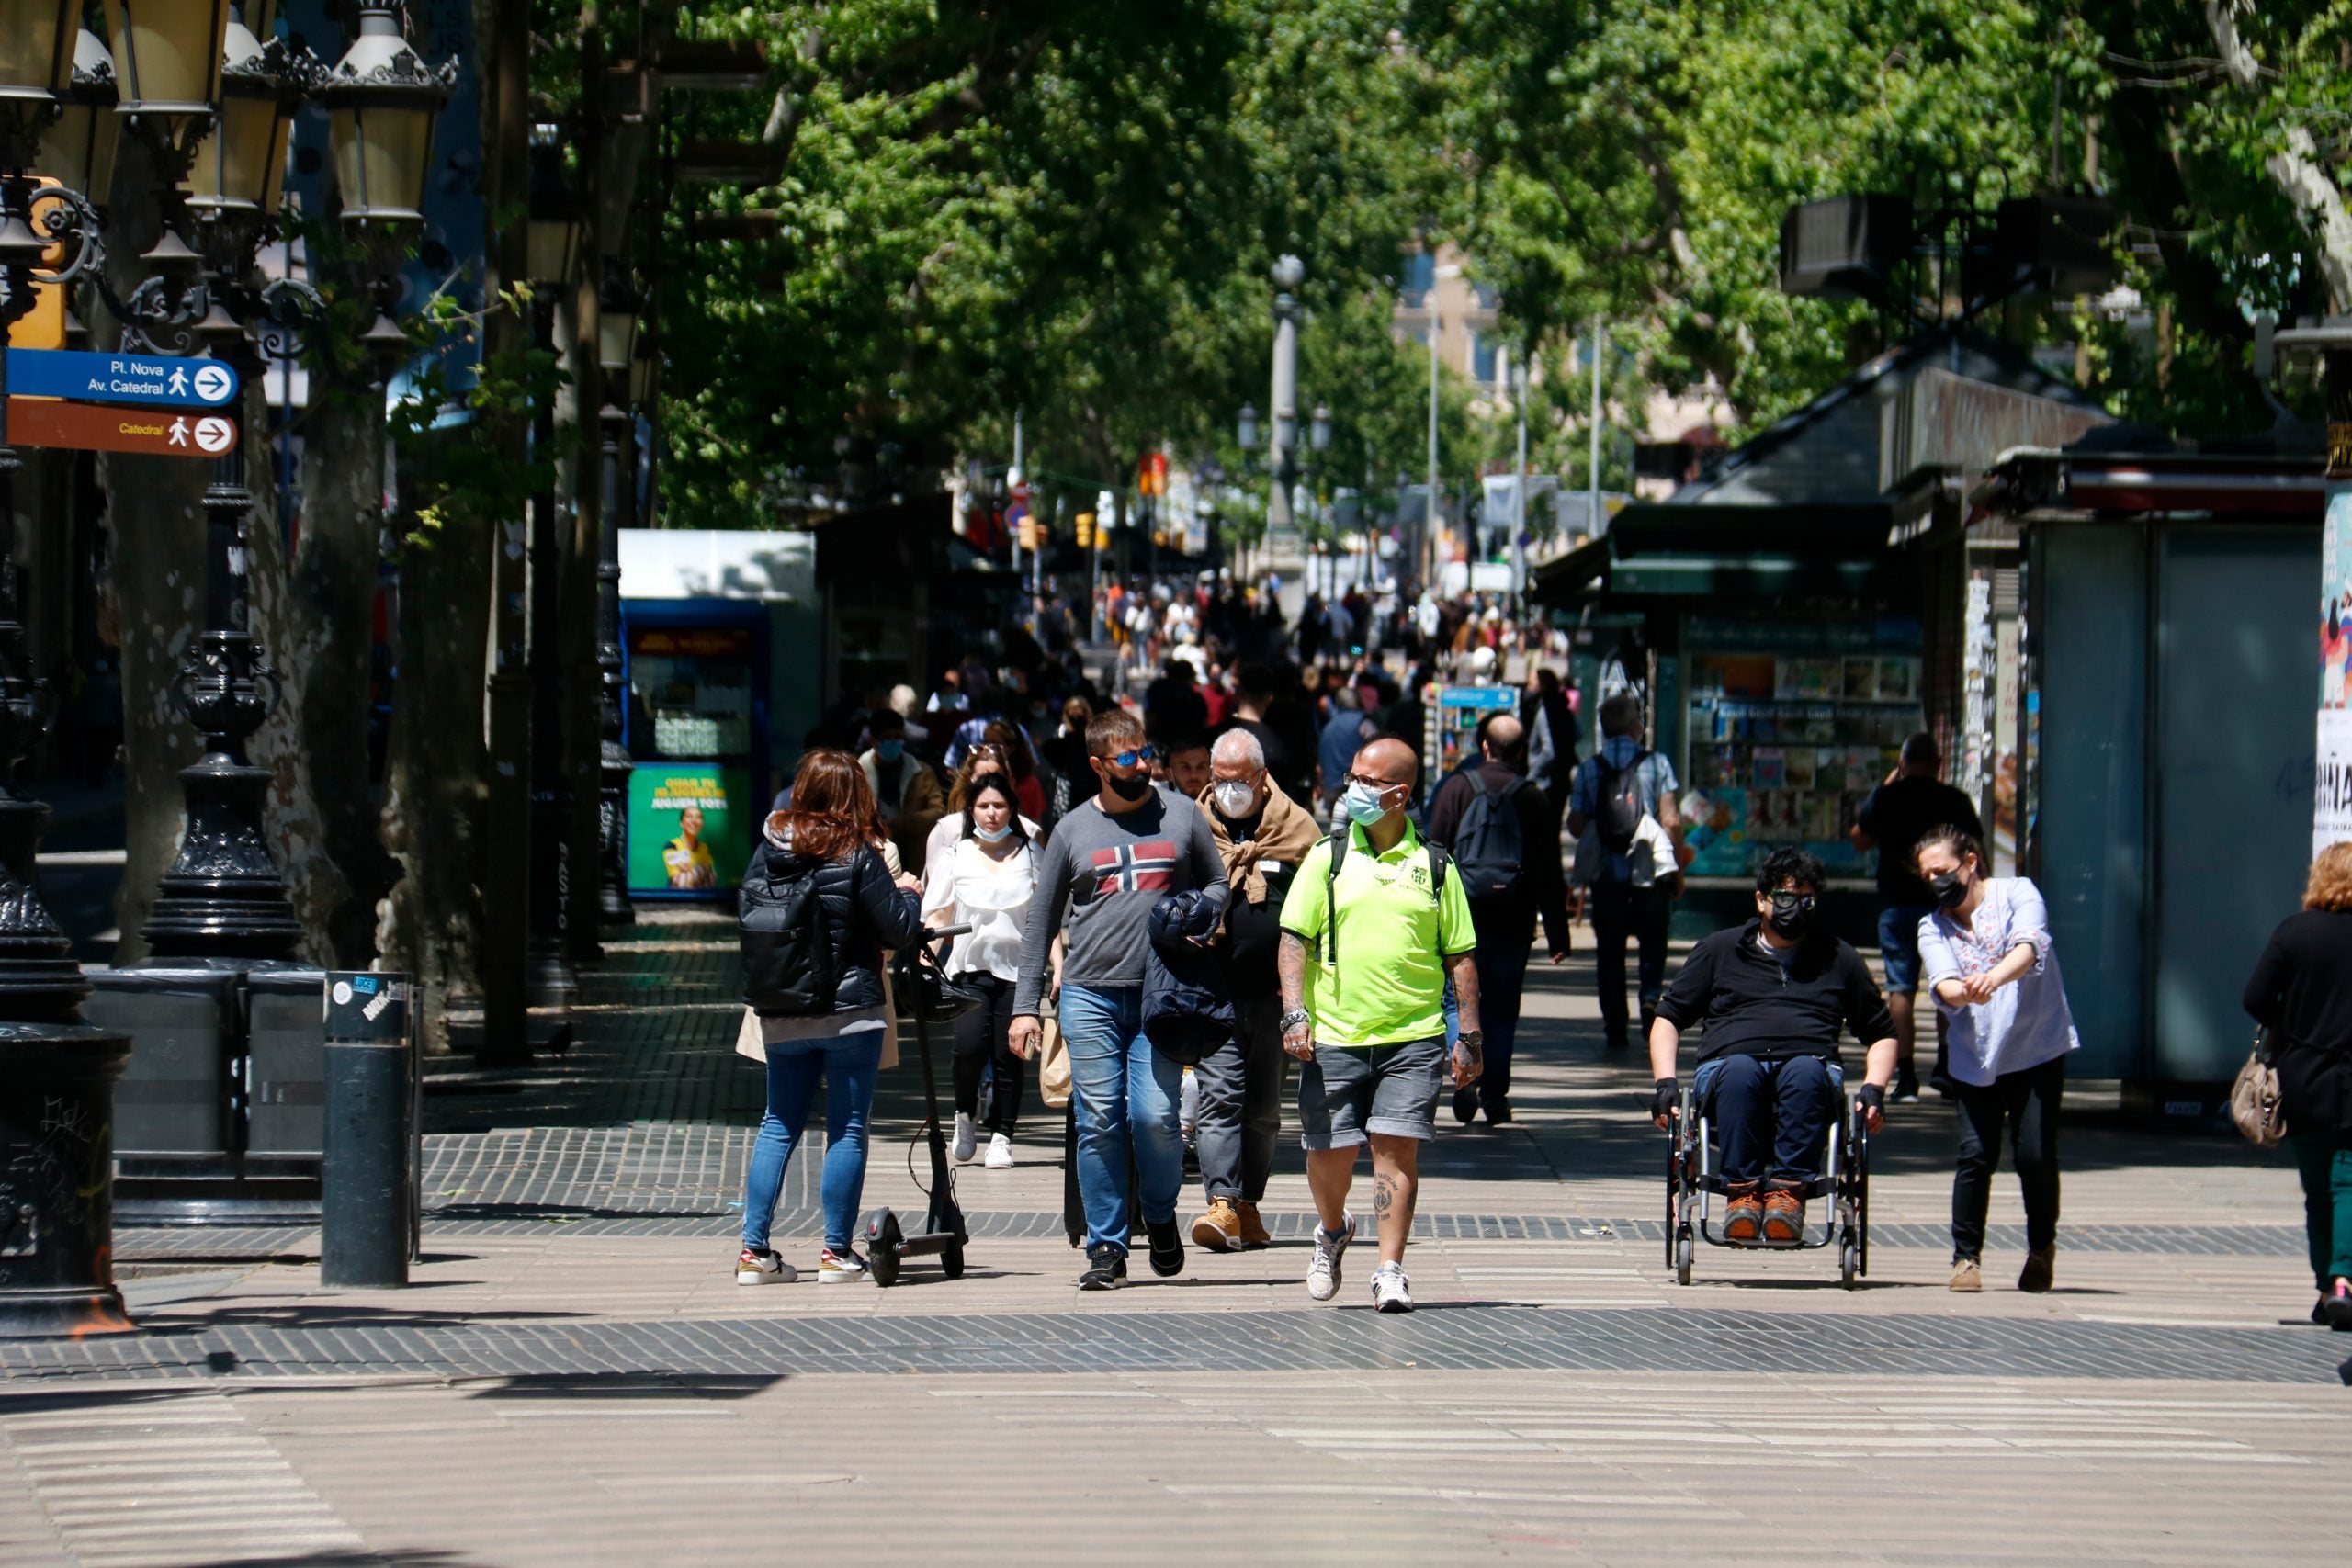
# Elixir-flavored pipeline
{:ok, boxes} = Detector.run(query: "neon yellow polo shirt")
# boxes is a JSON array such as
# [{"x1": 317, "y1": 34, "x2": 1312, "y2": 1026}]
[{"x1": 1279, "y1": 818, "x2": 1477, "y2": 1048}]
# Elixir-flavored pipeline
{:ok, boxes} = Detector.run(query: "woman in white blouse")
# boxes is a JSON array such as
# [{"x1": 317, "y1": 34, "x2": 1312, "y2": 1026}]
[
  {"x1": 922, "y1": 776, "x2": 1049, "y2": 1168},
  {"x1": 1915, "y1": 824, "x2": 2079, "y2": 1296}
]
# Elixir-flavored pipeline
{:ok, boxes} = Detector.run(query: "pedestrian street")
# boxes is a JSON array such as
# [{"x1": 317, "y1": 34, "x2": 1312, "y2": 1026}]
[{"x1": 1, "y1": 909, "x2": 2341, "y2": 1567}]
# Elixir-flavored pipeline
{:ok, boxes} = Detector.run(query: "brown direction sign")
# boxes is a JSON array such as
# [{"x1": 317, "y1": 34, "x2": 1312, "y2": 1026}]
[{"x1": 4, "y1": 397, "x2": 238, "y2": 457}]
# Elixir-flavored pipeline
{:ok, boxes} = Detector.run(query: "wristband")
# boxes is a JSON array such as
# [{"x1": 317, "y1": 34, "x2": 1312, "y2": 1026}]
[{"x1": 1279, "y1": 1007, "x2": 1311, "y2": 1032}]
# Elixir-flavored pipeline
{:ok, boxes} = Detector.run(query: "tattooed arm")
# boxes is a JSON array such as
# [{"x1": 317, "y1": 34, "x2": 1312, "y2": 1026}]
[{"x1": 1278, "y1": 931, "x2": 1312, "y2": 1061}]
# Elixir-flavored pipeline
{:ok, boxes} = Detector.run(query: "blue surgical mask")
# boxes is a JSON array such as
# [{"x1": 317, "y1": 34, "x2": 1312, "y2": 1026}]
[
  {"x1": 976, "y1": 822, "x2": 1014, "y2": 843},
  {"x1": 1341, "y1": 780, "x2": 1391, "y2": 827},
  {"x1": 875, "y1": 739, "x2": 904, "y2": 763}
]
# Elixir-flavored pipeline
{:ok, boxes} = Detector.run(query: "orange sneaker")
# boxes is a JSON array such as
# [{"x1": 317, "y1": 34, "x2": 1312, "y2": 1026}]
[
  {"x1": 1235, "y1": 1200, "x2": 1272, "y2": 1250},
  {"x1": 1723, "y1": 1182, "x2": 1763, "y2": 1243},
  {"x1": 1761, "y1": 1186, "x2": 1805, "y2": 1246}
]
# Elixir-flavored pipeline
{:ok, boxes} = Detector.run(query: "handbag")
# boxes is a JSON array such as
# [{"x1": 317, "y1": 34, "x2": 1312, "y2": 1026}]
[
  {"x1": 1038, "y1": 1012, "x2": 1071, "y2": 1109},
  {"x1": 2230, "y1": 1027, "x2": 2288, "y2": 1147}
]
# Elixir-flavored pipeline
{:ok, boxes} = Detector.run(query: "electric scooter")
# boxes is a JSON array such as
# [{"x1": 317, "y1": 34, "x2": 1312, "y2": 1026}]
[{"x1": 861, "y1": 922, "x2": 976, "y2": 1286}]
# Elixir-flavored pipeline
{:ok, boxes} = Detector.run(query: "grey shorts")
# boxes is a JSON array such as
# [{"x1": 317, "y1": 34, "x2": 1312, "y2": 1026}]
[{"x1": 1298, "y1": 1036, "x2": 1446, "y2": 1149}]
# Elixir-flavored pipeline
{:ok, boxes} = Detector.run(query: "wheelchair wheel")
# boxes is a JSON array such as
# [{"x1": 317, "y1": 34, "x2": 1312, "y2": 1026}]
[
  {"x1": 1852, "y1": 1111, "x2": 1871, "y2": 1278},
  {"x1": 1838, "y1": 1233, "x2": 1859, "y2": 1289},
  {"x1": 1663, "y1": 1122, "x2": 1682, "y2": 1270},
  {"x1": 1675, "y1": 1228, "x2": 1694, "y2": 1287}
]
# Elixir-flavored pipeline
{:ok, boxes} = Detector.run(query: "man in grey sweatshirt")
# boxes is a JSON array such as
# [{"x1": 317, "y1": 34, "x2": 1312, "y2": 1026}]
[{"x1": 1011, "y1": 709, "x2": 1227, "y2": 1290}]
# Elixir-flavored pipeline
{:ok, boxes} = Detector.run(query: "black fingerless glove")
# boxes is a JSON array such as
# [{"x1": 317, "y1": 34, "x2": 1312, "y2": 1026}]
[
  {"x1": 1855, "y1": 1083, "x2": 1885, "y2": 1116},
  {"x1": 1651, "y1": 1078, "x2": 1679, "y2": 1121}
]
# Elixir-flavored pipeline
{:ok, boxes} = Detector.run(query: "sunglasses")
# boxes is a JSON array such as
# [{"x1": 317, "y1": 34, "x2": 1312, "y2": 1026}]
[{"x1": 1098, "y1": 745, "x2": 1158, "y2": 769}]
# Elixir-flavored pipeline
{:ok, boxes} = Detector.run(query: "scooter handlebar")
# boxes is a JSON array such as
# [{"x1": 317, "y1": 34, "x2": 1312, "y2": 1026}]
[{"x1": 925, "y1": 921, "x2": 975, "y2": 940}]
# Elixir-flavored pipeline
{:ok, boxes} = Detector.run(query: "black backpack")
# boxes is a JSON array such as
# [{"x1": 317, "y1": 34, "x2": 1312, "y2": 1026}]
[
  {"x1": 1592, "y1": 749, "x2": 1649, "y2": 852},
  {"x1": 740, "y1": 850, "x2": 840, "y2": 1017},
  {"x1": 1453, "y1": 773, "x2": 1527, "y2": 899}
]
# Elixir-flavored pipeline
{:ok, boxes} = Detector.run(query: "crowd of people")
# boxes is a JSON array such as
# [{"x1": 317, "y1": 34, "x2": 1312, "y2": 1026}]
[{"x1": 723, "y1": 573, "x2": 2350, "y2": 1331}]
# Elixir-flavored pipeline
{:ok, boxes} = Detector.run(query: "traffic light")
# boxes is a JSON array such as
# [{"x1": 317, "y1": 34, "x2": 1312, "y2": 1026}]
[
  {"x1": 1075, "y1": 512, "x2": 1095, "y2": 548},
  {"x1": 1019, "y1": 515, "x2": 1041, "y2": 551}
]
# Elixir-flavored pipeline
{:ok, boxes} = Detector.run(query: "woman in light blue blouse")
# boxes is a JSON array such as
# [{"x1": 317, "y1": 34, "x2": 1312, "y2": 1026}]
[{"x1": 1915, "y1": 824, "x2": 2080, "y2": 1295}]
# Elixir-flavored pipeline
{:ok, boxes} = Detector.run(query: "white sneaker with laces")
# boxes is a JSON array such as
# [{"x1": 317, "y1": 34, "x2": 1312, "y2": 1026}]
[
  {"x1": 984, "y1": 1133, "x2": 1014, "y2": 1169},
  {"x1": 1306, "y1": 1215, "x2": 1356, "y2": 1303},
  {"x1": 953, "y1": 1111, "x2": 978, "y2": 1163},
  {"x1": 1370, "y1": 1261, "x2": 1414, "y2": 1314},
  {"x1": 736, "y1": 1247, "x2": 797, "y2": 1286},
  {"x1": 819, "y1": 1247, "x2": 870, "y2": 1284}
]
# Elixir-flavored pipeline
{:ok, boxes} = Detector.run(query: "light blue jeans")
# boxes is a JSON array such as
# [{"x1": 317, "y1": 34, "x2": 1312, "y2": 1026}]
[
  {"x1": 741, "y1": 1027, "x2": 883, "y2": 1255},
  {"x1": 1059, "y1": 984, "x2": 1185, "y2": 1253}
]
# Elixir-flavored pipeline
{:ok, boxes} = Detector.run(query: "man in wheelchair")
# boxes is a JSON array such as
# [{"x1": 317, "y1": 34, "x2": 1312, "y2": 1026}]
[{"x1": 1647, "y1": 849, "x2": 1896, "y2": 1244}]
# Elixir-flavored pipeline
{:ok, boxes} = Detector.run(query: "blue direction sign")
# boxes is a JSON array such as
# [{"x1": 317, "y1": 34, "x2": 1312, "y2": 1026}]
[{"x1": 5, "y1": 347, "x2": 239, "y2": 411}]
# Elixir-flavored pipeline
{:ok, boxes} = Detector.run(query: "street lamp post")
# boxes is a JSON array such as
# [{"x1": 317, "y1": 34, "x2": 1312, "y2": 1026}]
[
  {"x1": 0, "y1": 1, "x2": 135, "y2": 1338},
  {"x1": 1267, "y1": 254, "x2": 1302, "y2": 542}
]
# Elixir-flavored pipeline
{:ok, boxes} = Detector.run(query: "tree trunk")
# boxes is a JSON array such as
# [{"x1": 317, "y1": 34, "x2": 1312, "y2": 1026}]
[{"x1": 375, "y1": 513, "x2": 492, "y2": 1055}]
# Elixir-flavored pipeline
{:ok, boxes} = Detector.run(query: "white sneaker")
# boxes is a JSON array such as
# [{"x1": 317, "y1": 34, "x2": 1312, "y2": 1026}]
[
  {"x1": 736, "y1": 1247, "x2": 797, "y2": 1286},
  {"x1": 1370, "y1": 1262, "x2": 1414, "y2": 1314},
  {"x1": 953, "y1": 1111, "x2": 978, "y2": 1163},
  {"x1": 983, "y1": 1133, "x2": 1014, "y2": 1169},
  {"x1": 819, "y1": 1247, "x2": 870, "y2": 1284},
  {"x1": 1306, "y1": 1215, "x2": 1356, "y2": 1303}
]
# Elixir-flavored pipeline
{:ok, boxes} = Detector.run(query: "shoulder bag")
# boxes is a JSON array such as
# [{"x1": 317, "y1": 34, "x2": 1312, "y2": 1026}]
[{"x1": 2229, "y1": 1027, "x2": 2288, "y2": 1147}]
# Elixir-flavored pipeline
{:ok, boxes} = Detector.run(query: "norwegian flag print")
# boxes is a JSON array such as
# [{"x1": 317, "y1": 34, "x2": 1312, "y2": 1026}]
[{"x1": 1091, "y1": 840, "x2": 1178, "y2": 896}]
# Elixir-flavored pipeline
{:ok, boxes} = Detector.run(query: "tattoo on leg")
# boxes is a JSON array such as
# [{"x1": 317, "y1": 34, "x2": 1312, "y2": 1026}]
[{"x1": 1374, "y1": 1172, "x2": 1396, "y2": 1222}]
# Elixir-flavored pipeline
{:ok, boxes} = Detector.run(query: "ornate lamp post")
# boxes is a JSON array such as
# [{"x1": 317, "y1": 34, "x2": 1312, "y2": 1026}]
[
  {"x1": 138, "y1": 5, "x2": 322, "y2": 958},
  {"x1": 0, "y1": 0, "x2": 133, "y2": 1339}
]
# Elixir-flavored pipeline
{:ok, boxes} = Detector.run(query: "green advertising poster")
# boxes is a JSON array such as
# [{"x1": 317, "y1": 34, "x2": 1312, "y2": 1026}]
[{"x1": 628, "y1": 764, "x2": 757, "y2": 897}]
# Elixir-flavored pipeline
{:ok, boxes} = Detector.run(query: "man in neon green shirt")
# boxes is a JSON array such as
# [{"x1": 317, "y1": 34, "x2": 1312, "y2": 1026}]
[{"x1": 1278, "y1": 736, "x2": 1484, "y2": 1314}]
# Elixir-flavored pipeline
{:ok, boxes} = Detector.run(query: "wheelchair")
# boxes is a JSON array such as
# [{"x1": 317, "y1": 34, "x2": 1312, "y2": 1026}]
[{"x1": 1664, "y1": 1073, "x2": 1871, "y2": 1290}]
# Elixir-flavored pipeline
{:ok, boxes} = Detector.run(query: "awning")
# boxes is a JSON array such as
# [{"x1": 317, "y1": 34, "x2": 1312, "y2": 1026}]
[{"x1": 1528, "y1": 502, "x2": 1900, "y2": 607}]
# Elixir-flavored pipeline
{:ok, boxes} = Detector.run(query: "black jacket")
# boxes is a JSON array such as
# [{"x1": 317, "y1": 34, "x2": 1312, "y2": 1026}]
[
  {"x1": 742, "y1": 837, "x2": 923, "y2": 1013},
  {"x1": 1657, "y1": 918, "x2": 1894, "y2": 1066},
  {"x1": 2244, "y1": 908, "x2": 2352, "y2": 1145},
  {"x1": 1143, "y1": 889, "x2": 1233, "y2": 1065}
]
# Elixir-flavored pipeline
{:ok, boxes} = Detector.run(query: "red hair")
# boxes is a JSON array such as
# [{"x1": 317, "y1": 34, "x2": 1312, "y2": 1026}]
[{"x1": 769, "y1": 750, "x2": 880, "y2": 863}]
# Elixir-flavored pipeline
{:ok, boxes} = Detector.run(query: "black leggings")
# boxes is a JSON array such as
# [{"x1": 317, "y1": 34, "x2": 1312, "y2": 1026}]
[
  {"x1": 951, "y1": 973, "x2": 1023, "y2": 1135},
  {"x1": 1951, "y1": 1055, "x2": 2063, "y2": 1261}
]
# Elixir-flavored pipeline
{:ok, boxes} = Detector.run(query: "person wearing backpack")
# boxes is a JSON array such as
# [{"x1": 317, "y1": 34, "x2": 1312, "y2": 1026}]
[
  {"x1": 1426, "y1": 714, "x2": 1572, "y2": 1125},
  {"x1": 736, "y1": 750, "x2": 926, "y2": 1287},
  {"x1": 1278, "y1": 737, "x2": 1484, "y2": 1314},
  {"x1": 1568, "y1": 694, "x2": 1681, "y2": 1053}
]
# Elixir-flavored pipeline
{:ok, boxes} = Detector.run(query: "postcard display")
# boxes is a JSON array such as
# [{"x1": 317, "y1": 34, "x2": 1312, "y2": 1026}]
[{"x1": 1677, "y1": 619, "x2": 1924, "y2": 881}]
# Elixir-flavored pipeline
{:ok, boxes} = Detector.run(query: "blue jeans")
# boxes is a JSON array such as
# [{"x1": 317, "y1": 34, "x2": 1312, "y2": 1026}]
[
  {"x1": 1696, "y1": 1054, "x2": 1842, "y2": 1188},
  {"x1": 1059, "y1": 983, "x2": 1184, "y2": 1253},
  {"x1": 741, "y1": 1028, "x2": 883, "y2": 1254}
]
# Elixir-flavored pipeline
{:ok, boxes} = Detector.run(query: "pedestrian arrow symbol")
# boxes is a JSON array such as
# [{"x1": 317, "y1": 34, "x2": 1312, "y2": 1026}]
[
  {"x1": 192, "y1": 416, "x2": 233, "y2": 454},
  {"x1": 192, "y1": 364, "x2": 233, "y2": 404}
]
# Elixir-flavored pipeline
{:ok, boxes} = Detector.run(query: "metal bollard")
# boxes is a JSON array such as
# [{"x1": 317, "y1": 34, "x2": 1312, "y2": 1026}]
[{"x1": 321, "y1": 973, "x2": 412, "y2": 1288}]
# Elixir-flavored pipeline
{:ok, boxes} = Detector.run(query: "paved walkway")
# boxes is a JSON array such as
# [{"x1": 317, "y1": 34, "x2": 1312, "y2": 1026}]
[{"x1": 4, "y1": 908, "x2": 2346, "y2": 1565}]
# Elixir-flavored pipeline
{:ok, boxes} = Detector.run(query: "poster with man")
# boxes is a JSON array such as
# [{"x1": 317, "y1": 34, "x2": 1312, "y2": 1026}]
[{"x1": 628, "y1": 765, "x2": 754, "y2": 897}]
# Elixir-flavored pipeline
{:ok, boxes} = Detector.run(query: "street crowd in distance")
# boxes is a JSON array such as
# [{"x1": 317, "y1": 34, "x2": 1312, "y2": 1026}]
[{"x1": 728, "y1": 573, "x2": 2352, "y2": 1328}]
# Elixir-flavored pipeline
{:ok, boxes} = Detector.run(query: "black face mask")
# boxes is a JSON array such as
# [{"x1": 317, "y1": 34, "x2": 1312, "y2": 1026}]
[
  {"x1": 1765, "y1": 891, "x2": 1815, "y2": 939},
  {"x1": 1103, "y1": 771, "x2": 1152, "y2": 804},
  {"x1": 1928, "y1": 871, "x2": 1967, "y2": 909}
]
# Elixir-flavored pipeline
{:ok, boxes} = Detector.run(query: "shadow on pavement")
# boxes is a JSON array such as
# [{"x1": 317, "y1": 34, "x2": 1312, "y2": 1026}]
[
  {"x1": 458, "y1": 1371, "x2": 782, "y2": 1400},
  {"x1": 136, "y1": 1303, "x2": 591, "y2": 1332}
]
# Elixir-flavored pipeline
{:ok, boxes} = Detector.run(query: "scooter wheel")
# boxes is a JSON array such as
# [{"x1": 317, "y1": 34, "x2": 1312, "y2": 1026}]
[
  {"x1": 942, "y1": 1240, "x2": 965, "y2": 1280},
  {"x1": 864, "y1": 1210, "x2": 904, "y2": 1288}
]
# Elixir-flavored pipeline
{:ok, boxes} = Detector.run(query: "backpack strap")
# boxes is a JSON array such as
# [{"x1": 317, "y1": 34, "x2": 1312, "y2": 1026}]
[{"x1": 1321, "y1": 826, "x2": 1350, "y2": 965}]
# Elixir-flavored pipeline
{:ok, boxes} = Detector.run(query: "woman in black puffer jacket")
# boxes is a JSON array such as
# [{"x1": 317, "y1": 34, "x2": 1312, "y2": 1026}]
[{"x1": 738, "y1": 750, "x2": 925, "y2": 1287}]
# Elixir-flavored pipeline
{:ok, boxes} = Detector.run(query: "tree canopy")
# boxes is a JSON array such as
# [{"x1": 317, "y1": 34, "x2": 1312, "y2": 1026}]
[{"x1": 629, "y1": 0, "x2": 2352, "y2": 530}]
